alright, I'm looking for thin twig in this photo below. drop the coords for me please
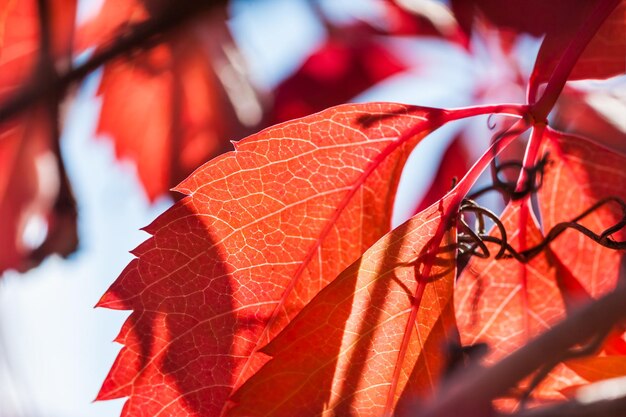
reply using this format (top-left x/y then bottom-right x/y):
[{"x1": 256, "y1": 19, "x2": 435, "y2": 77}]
[
  {"x1": 518, "y1": 327, "x2": 611, "y2": 407},
  {"x1": 504, "y1": 394, "x2": 626, "y2": 417}
]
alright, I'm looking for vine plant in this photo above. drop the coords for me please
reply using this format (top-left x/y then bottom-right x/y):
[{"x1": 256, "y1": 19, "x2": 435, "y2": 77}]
[
  {"x1": 0, "y1": 0, "x2": 625, "y2": 417},
  {"x1": 86, "y1": 0, "x2": 626, "y2": 416},
  {"x1": 95, "y1": 1, "x2": 626, "y2": 417}
]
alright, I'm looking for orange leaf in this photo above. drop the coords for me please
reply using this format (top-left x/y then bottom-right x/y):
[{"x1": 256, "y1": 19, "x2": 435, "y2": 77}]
[
  {"x1": 455, "y1": 203, "x2": 586, "y2": 402},
  {"x1": 456, "y1": 129, "x2": 626, "y2": 403},
  {"x1": 538, "y1": 130, "x2": 626, "y2": 298},
  {"x1": 97, "y1": 103, "x2": 451, "y2": 417},
  {"x1": 227, "y1": 194, "x2": 457, "y2": 417},
  {"x1": 566, "y1": 356, "x2": 626, "y2": 383},
  {"x1": 0, "y1": 0, "x2": 76, "y2": 98}
]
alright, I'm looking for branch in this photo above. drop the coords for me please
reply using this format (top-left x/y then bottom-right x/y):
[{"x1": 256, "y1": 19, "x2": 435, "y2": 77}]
[
  {"x1": 0, "y1": 0, "x2": 228, "y2": 123},
  {"x1": 416, "y1": 280, "x2": 626, "y2": 417},
  {"x1": 505, "y1": 393, "x2": 626, "y2": 417}
]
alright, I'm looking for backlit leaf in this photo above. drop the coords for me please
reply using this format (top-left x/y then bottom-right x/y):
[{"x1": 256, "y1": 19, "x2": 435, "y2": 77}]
[
  {"x1": 0, "y1": 109, "x2": 74, "y2": 272},
  {"x1": 554, "y1": 86, "x2": 626, "y2": 156},
  {"x1": 0, "y1": 0, "x2": 77, "y2": 274},
  {"x1": 80, "y1": 2, "x2": 255, "y2": 200},
  {"x1": 270, "y1": 30, "x2": 407, "y2": 124},
  {"x1": 456, "y1": 129, "x2": 626, "y2": 402},
  {"x1": 455, "y1": 203, "x2": 586, "y2": 402},
  {"x1": 530, "y1": 1, "x2": 625, "y2": 93},
  {"x1": 97, "y1": 103, "x2": 452, "y2": 417},
  {"x1": 566, "y1": 356, "x2": 626, "y2": 383},
  {"x1": 538, "y1": 129, "x2": 626, "y2": 298},
  {"x1": 228, "y1": 194, "x2": 457, "y2": 417}
]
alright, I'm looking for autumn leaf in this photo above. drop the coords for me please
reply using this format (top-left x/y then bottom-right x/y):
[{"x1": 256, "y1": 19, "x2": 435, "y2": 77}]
[
  {"x1": 97, "y1": 103, "x2": 466, "y2": 416},
  {"x1": 451, "y1": 1, "x2": 624, "y2": 92},
  {"x1": 0, "y1": 0, "x2": 77, "y2": 274},
  {"x1": 73, "y1": 0, "x2": 146, "y2": 51},
  {"x1": 455, "y1": 128, "x2": 626, "y2": 402},
  {"x1": 370, "y1": 0, "x2": 465, "y2": 43},
  {"x1": 0, "y1": 0, "x2": 75, "y2": 97},
  {"x1": 566, "y1": 356, "x2": 626, "y2": 383},
  {"x1": 455, "y1": 203, "x2": 588, "y2": 402},
  {"x1": 451, "y1": 0, "x2": 593, "y2": 37},
  {"x1": 554, "y1": 86, "x2": 626, "y2": 154},
  {"x1": 538, "y1": 129, "x2": 626, "y2": 298},
  {"x1": 94, "y1": 29, "x2": 246, "y2": 200},
  {"x1": 0, "y1": 109, "x2": 72, "y2": 272},
  {"x1": 529, "y1": 0, "x2": 625, "y2": 97},
  {"x1": 227, "y1": 190, "x2": 458, "y2": 417},
  {"x1": 269, "y1": 0, "x2": 464, "y2": 126},
  {"x1": 270, "y1": 27, "x2": 408, "y2": 124},
  {"x1": 79, "y1": 2, "x2": 256, "y2": 200}
]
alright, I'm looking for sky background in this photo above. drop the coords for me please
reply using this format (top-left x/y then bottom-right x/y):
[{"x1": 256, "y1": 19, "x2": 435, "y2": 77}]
[{"x1": 0, "y1": 1, "x2": 544, "y2": 416}]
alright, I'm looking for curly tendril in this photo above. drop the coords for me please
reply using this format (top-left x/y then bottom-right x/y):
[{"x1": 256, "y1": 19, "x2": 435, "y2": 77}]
[
  {"x1": 457, "y1": 196, "x2": 626, "y2": 263},
  {"x1": 468, "y1": 152, "x2": 551, "y2": 202}
]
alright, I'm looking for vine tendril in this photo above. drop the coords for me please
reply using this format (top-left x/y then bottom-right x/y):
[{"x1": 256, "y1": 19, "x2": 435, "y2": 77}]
[
  {"x1": 468, "y1": 153, "x2": 551, "y2": 202},
  {"x1": 457, "y1": 196, "x2": 626, "y2": 264}
]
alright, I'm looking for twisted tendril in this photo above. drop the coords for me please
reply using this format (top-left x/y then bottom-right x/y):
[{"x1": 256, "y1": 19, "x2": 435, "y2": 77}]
[{"x1": 457, "y1": 196, "x2": 626, "y2": 263}]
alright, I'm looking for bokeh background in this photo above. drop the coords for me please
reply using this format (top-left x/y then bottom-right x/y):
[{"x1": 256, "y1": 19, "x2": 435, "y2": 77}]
[{"x1": 0, "y1": 0, "x2": 623, "y2": 416}]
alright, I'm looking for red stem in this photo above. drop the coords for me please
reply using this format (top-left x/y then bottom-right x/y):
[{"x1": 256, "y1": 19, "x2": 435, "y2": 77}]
[
  {"x1": 441, "y1": 104, "x2": 528, "y2": 124},
  {"x1": 230, "y1": 103, "x2": 530, "y2": 415},
  {"x1": 529, "y1": 0, "x2": 620, "y2": 120},
  {"x1": 383, "y1": 116, "x2": 531, "y2": 416},
  {"x1": 513, "y1": 121, "x2": 546, "y2": 336}
]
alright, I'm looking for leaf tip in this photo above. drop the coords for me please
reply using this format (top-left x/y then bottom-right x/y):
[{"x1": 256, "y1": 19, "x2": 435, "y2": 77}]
[
  {"x1": 171, "y1": 184, "x2": 192, "y2": 196},
  {"x1": 96, "y1": 290, "x2": 122, "y2": 309},
  {"x1": 94, "y1": 379, "x2": 119, "y2": 402}
]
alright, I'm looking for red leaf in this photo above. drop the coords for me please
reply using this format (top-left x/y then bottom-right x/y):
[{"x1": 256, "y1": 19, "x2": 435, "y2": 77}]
[
  {"x1": 227, "y1": 194, "x2": 457, "y2": 417},
  {"x1": 451, "y1": 1, "x2": 625, "y2": 85},
  {"x1": 0, "y1": 0, "x2": 76, "y2": 98},
  {"x1": 0, "y1": 0, "x2": 77, "y2": 273},
  {"x1": 451, "y1": 0, "x2": 592, "y2": 37},
  {"x1": 74, "y1": 0, "x2": 146, "y2": 51},
  {"x1": 0, "y1": 0, "x2": 39, "y2": 97},
  {"x1": 97, "y1": 103, "x2": 449, "y2": 417},
  {"x1": 0, "y1": 111, "x2": 78, "y2": 274},
  {"x1": 566, "y1": 356, "x2": 626, "y2": 383},
  {"x1": 270, "y1": 29, "x2": 408, "y2": 124},
  {"x1": 379, "y1": 0, "x2": 465, "y2": 42},
  {"x1": 530, "y1": 1, "x2": 625, "y2": 90},
  {"x1": 455, "y1": 203, "x2": 586, "y2": 402},
  {"x1": 538, "y1": 129, "x2": 626, "y2": 298},
  {"x1": 456, "y1": 129, "x2": 626, "y2": 402},
  {"x1": 0, "y1": 111, "x2": 55, "y2": 271},
  {"x1": 95, "y1": 35, "x2": 238, "y2": 200},
  {"x1": 80, "y1": 2, "x2": 255, "y2": 200},
  {"x1": 554, "y1": 86, "x2": 626, "y2": 154}
]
